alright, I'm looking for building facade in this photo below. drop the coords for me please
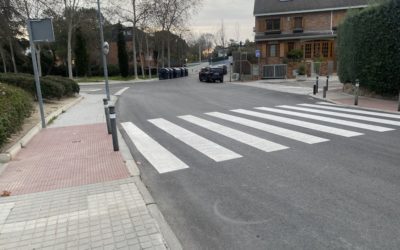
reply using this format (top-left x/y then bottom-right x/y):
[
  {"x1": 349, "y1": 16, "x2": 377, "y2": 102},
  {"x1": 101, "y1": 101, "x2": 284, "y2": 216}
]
[{"x1": 254, "y1": 0, "x2": 368, "y2": 77}]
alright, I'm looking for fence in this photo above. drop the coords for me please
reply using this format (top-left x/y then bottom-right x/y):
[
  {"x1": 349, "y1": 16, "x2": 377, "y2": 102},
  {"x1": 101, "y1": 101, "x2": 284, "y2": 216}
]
[{"x1": 262, "y1": 64, "x2": 287, "y2": 79}]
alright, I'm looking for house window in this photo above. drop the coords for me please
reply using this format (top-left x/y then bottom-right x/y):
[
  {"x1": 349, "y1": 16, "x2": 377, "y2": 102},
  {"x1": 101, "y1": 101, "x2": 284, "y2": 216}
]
[
  {"x1": 314, "y1": 42, "x2": 321, "y2": 57},
  {"x1": 322, "y1": 42, "x2": 329, "y2": 57},
  {"x1": 266, "y1": 18, "x2": 280, "y2": 31},
  {"x1": 305, "y1": 43, "x2": 312, "y2": 58},
  {"x1": 288, "y1": 42, "x2": 295, "y2": 52},
  {"x1": 268, "y1": 44, "x2": 279, "y2": 57},
  {"x1": 294, "y1": 17, "x2": 303, "y2": 29}
]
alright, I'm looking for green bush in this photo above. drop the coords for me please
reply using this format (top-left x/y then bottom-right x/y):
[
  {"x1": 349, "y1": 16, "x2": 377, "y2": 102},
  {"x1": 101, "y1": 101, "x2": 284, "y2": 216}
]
[
  {"x1": 0, "y1": 83, "x2": 33, "y2": 148},
  {"x1": 297, "y1": 64, "x2": 306, "y2": 75},
  {"x1": 42, "y1": 75, "x2": 80, "y2": 96},
  {"x1": 0, "y1": 73, "x2": 79, "y2": 99},
  {"x1": 338, "y1": 0, "x2": 400, "y2": 95},
  {"x1": 287, "y1": 49, "x2": 303, "y2": 62}
]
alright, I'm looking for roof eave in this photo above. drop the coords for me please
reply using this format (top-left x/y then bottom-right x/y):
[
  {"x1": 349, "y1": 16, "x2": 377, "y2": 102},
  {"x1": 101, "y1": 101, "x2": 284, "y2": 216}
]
[
  {"x1": 254, "y1": 5, "x2": 368, "y2": 17},
  {"x1": 255, "y1": 34, "x2": 337, "y2": 42}
]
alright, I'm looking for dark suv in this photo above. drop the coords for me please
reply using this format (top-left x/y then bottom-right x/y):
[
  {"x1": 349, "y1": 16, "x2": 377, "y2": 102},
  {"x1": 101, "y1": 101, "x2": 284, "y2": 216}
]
[{"x1": 199, "y1": 67, "x2": 224, "y2": 83}]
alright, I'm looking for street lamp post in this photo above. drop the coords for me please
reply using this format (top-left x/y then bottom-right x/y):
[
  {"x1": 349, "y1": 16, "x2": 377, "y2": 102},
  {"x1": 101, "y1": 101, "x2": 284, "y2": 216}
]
[{"x1": 96, "y1": 0, "x2": 110, "y2": 101}]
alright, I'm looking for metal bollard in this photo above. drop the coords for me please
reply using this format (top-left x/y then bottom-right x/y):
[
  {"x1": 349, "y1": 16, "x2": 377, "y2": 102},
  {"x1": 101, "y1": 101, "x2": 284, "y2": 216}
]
[
  {"x1": 354, "y1": 80, "x2": 360, "y2": 106},
  {"x1": 316, "y1": 76, "x2": 319, "y2": 93},
  {"x1": 326, "y1": 75, "x2": 329, "y2": 91},
  {"x1": 103, "y1": 98, "x2": 111, "y2": 134},
  {"x1": 323, "y1": 86, "x2": 327, "y2": 98},
  {"x1": 313, "y1": 84, "x2": 317, "y2": 95},
  {"x1": 108, "y1": 105, "x2": 119, "y2": 151}
]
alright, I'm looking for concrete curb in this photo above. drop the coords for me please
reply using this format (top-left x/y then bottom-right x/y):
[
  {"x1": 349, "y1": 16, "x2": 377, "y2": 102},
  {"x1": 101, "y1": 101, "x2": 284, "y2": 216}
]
[
  {"x1": 309, "y1": 94, "x2": 400, "y2": 114},
  {"x1": 115, "y1": 95, "x2": 183, "y2": 250},
  {"x1": 78, "y1": 79, "x2": 159, "y2": 86},
  {"x1": 0, "y1": 95, "x2": 84, "y2": 163}
]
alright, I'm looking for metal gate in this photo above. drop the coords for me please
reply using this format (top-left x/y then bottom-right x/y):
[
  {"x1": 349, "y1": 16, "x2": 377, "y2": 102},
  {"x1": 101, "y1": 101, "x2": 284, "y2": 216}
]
[{"x1": 263, "y1": 64, "x2": 287, "y2": 79}]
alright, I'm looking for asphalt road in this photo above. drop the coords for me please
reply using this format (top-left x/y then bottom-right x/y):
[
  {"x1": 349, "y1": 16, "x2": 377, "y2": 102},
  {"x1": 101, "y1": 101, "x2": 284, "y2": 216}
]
[{"x1": 85, "y1": 75, "x2": 400, "y2": 249}]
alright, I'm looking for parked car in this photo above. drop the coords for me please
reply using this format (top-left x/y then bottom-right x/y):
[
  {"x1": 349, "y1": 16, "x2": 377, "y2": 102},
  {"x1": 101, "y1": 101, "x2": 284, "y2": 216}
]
[
  {"x1": 199, "y1": 67, "x2": 224, "y2": 83},
  {"x1": 216, "y1": 64, "x2": 228, "y2": 75}
]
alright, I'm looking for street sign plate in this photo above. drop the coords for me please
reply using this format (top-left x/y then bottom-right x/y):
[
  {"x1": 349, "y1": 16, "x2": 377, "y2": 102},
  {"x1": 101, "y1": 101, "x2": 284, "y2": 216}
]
[{"x1": 29, "y1": 19, "x2": 55, "y2": 43}]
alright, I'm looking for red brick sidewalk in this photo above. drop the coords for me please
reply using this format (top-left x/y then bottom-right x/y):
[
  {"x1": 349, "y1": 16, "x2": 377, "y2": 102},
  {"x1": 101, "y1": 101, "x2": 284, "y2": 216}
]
[
  {"x1": 316, "y1": 89, "x2": 399, "y2": 113},
  {"x1": 331, "y1": 96, "x2": 399, "y2": 112},
  {"x1": 0, "y1": 124, "x2": 130, "y2": 195}
]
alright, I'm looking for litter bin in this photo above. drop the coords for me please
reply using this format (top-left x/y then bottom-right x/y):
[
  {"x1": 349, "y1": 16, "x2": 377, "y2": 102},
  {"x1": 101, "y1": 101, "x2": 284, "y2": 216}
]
[{"x1": 159, "y1": 68, "x2": 168, "y2": 80}]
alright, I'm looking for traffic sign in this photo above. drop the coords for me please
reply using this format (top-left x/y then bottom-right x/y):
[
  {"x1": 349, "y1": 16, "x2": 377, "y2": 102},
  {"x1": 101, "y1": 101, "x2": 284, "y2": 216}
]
[{"x1": 255, "y1": 50, "x2": 261, "y2": 58}]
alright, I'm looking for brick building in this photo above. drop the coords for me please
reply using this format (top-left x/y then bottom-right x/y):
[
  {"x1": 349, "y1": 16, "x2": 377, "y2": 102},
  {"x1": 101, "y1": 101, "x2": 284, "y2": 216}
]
[{"x1": 253, "y1": 0, "x2": 368, "y2": 78}]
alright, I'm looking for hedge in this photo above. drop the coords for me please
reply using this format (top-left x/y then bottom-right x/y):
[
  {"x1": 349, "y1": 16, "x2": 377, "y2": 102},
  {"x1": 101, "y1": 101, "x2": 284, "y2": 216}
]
[
  {"x1": 337, "y1": 0, "x2": 400, "y2": 96},
  {"x1": 0, "y1": 73, "x2": 79, "y2": 99},
  {"x1": 0, "y1": 83, "x2": 33, "y2": 148}
]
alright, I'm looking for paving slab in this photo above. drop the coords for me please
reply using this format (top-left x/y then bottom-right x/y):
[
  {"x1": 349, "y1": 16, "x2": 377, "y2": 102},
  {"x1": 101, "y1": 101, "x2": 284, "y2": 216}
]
[{"x1": 0, "y1": 123, "x2": 129, "y2": 195}]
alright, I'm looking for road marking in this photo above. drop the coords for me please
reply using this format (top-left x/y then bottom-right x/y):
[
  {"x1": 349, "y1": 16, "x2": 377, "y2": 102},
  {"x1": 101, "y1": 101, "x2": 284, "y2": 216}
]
[
  {"x1": 206, "y1": 112, "x2": 328, "y2": 144},
  {"x1": 298, "y1": 103, "x2": 400, "y2": 119},
  {"x1": 278, "y1": 105, "x2": 400, "y2": 126},
  {"x1": 148, "y1": 118, "x2": 242, "y2": 162},
  {"x1": 254, "y1": 107, "x2": 394, "y2": 132},
  {"x1": 114, "y1": 87, "x2": 130, "y2": 96},
  {"x1": 84, "y1": 88, "x2": 102, "y2": 92},
  {"x1": 179, "y1": 115, "x2": 288, "y2": 153},
  {"x1": 121, "y1": 122, "x2": 189, "y2": 174},
  {"x1": 316, "y1": 102, "x2": 338, "y2": 106},
  {"x1": 231, "y1": 109, "x2": 363, "y2": 137}
]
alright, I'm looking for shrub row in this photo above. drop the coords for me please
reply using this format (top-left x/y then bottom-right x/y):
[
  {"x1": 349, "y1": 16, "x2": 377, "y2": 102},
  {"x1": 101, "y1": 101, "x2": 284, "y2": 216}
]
[
  {"x1": 337, "y1": 0, "x2": 400, "y2": 95},
  {"x1": 0, "y1": 83, "x2": 33, "y2": 148},
  {"x1": 0, "y1": 73, "x2": 79, "y2": 100}
]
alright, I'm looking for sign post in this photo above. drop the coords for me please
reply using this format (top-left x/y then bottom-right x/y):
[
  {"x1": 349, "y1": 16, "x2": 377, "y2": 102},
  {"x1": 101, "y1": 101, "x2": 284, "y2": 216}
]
[
  {"x1": 27, "y1": 19, "x2": 55, "y2": 129},
  {"x1": 255, "y1": 49, "x2": 261, "y2": 80}
]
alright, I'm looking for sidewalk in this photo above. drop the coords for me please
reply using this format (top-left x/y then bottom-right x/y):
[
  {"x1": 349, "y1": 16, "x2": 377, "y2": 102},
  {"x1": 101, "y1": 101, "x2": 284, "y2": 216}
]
[
  {"x1": 313, "y1": 88, "x2": 399, "y2": 113},
  {"x1": 233, "y1": 78, "x2": 399, "y2": 113},
  {"x1": 0, "y1": 94, "x2": 172, "y2": 249}
]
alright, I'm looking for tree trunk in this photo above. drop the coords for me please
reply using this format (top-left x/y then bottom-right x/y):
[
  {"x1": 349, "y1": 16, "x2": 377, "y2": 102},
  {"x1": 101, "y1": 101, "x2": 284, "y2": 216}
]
[
  {"x1": 146, "y1": 33, "x2": 151, "y2": 79},
  {"x1": 9, "y1": 38, "x2": 17, "y2": 73},
  {"x1": 398, "y1": 89, "x2": 400, "y2": 112},
  {"x1": 138, "y1": 36, "x2": 145, "y2": 79},
  {"x1": 67, "y1": 21, "x2": 73, "y2": 79},
  {"x1": 167, "y1": 34, "x2": 171, "y2": 67},
  {"x1": 0, "y1": 45, "x2": 7, "y2": 73},
  {"x1": 36, "y1": 45, "x2": 42, "y2": 76},
  {"x1": 161, "y1": 40, "x2": 165, "y2": 68},
  {"x1": 132, "y1": 27, "x2": 139, "y2": 80}
]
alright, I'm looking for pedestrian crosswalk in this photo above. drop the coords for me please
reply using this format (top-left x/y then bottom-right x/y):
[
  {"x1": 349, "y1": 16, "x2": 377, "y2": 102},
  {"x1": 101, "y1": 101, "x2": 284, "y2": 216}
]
[{"x1": 121, "y1": 103, "x2": 398, "y2": 174}]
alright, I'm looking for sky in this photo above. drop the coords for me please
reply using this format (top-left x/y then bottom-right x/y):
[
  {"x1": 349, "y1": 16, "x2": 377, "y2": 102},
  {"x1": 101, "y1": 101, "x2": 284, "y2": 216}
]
[{"x1": 189, "y1": 0, "x2": 255, "y2": 42}]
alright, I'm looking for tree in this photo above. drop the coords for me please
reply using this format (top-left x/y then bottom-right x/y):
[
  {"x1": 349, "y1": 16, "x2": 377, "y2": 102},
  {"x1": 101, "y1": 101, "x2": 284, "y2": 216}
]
[
  {"x1": 74, "y1": 27, "x2": 88, "y2": 76},
  {"x1": 109, "y1": 0, "x2": 151, "y2": 80},
  {"x1": 61, "y1": 0, "x2": 81, "y2": 79},
  {"x1": 116, "y1": 22, "x2": 129, "y2": 77},
  {"x1": 0, "y1": 0, "x2": 23, "y2": 73},
  {"x1": 152, "y1": 0, "x2": 203, "y2": 67}
]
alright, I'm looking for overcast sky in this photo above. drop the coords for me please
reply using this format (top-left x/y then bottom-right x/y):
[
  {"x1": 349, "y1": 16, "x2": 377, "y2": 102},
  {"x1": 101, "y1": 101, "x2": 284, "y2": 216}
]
[{"x1": 189, "y1": 0, "x2": 255, "y2": 42}]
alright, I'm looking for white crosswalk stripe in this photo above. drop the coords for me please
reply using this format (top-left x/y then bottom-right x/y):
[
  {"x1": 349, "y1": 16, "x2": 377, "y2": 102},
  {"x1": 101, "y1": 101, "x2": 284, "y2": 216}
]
[
  {"x1": 255, "y1": 107, "x2": 394, "y2": 132},
  {"x1": 231, "y1": 109, "x2": 363, "y2": 137},
  {"x1": 298, "y1": 103, "x2": 400, "y2": 119},
  {"x1": 179, "y1": 115, "x2": 288, "y2": 153},
  {"x1": 121, "y1": 122, "x2": 189, "y2": 174},
  {"x1": 148, "y1": 118, "x2": 242, "y2": 162},
  {"x1": 114, "y1": 87, "x2": 130, "y2": 96},
  {"x1": 278, "y1": 105, "x2": 400, "y2": 126},
  {"x1": 206, "y1": 112, "x2": 328, "y2": 144}
]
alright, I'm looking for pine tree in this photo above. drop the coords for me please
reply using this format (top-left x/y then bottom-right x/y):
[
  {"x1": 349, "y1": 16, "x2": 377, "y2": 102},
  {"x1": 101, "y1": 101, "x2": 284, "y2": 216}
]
[
  {"x1": 117, "y1": 22, "x2": 129, "y2": 77},
  {"x1": 74, "y1": 27, "x2": 88, "y2": 77}
]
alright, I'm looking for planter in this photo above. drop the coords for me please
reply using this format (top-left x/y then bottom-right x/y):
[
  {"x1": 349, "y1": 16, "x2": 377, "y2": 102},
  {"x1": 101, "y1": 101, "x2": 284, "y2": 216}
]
[{"x1": 296, "y1": 74, "x2": 307, "y2": 81}]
